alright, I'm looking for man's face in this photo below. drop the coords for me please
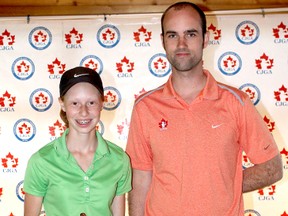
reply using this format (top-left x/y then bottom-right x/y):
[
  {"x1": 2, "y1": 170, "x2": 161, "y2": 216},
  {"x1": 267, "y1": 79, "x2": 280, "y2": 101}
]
[{"x1": 161, "y1": 6, "x2": 209, "y2": 72}]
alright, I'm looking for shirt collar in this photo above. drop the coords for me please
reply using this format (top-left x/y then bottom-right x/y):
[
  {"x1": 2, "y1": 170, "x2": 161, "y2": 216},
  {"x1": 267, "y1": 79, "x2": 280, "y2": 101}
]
[
  {"x1": 54, "y1": 129, "x2": 110, "y2": 160},
  {"x1": 161, "y1": 69, "x2": 219, "y2": 100}
]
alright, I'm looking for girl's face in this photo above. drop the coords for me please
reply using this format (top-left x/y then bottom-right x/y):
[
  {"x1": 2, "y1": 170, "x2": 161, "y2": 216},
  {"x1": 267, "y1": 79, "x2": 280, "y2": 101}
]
[{"x1": 59, "y1": 82, "x2": 103, "y2": 135}]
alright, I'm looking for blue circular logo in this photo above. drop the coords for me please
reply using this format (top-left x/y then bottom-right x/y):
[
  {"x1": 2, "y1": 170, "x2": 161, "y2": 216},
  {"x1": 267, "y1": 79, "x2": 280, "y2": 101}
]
[
  {"x1": 103, "y1": 86, "x2": 122, "y2": 111},
  {"x1": 148, "y1": 53, "x2": 171, "y2": 77},
  {"x1": 11, "y1": 57, "x2": 35, "y2": 80},
  {"x1": 97, "y1": 24, "x2": 120, "y2": 48},
  {"x1": 97, "y1": 120, "x2": 105, "y2": 135},
  {"x1": 80, "y1": 55, "x2": 104, "y2": 75},
  {"x1": 29, "y1": 88, "x2": 53, "y2": 112},
  {"x1": 244, "y1": 209, "x2": 261, "y2": 216},
  {"x1": 239, "y1": 83, "x2": 261, "y2": 105},
  {"x1": 235, "y1": 20, "x2": 260, "y2": 45},
  {"x1": 16, "y1": 180, "x2": 25, "y2": 202},
  {"x1": 13, "y1": 118, "x2": 36, "y2": 142},
  {"x1": 218, "y1": 51, "x2": 242, "y2": 76},
  {"x1": 29, "y1": 26, "x2": 52, "y2": 50}
]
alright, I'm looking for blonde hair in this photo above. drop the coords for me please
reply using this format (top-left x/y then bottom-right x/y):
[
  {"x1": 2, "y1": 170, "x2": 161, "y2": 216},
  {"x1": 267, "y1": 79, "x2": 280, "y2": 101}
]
[{"x1": 59, "y1": 96, "x2": 69, "y2": 128}]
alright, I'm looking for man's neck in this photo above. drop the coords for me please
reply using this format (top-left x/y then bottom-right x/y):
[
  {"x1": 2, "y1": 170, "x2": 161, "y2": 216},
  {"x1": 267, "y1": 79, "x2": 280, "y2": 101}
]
[{"x1": 171, "y1": 69, "x2": 207, "y2": 104}]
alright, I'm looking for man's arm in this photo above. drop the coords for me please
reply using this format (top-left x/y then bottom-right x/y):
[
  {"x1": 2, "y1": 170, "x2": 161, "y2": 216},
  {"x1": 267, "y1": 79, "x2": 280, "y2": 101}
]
[
  {"x1": 24, "y1": 193, "x2": 43, "y2": 216},
  {"x1": 243, "y1": 153, "x2": 283, "y2": 193},
  {"x1": 111, "y1": 194, "x2": 125, "y2": 216},
  {"x1": 128, "y1": 169, "x2": 152, "y2": 216}
]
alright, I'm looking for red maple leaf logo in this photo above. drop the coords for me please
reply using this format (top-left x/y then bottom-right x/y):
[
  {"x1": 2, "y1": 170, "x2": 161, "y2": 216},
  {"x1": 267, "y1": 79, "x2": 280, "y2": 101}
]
[
  {"x1": 0, "y1": 187, "x2": 3, "y2": 197},
  {"x1": 154, "y1": 57, "x2": 167, "y2": 70},
  {"x1": 263, "y1": 116, "x2": 275, "y2": 132},
  {"x1": 134, "y1": 88, "x2": 147, "y2": 99},
  {"x1": 272, "y1": 22, "x2": 288, "y2": 38},
  {"x1": 159, "y1": 118, "x2": 168, "y2": 129},
  {"x1": 47, "y1": 58, "x2": 66, "y2": 74},
  {"x1": 102, "y1": 29, "x2": 115, "y2": 41},
  {"x1": 34, "y1": 31, "x2": 47, "y2": 42},
  {"x1": 257, "y1": 185, "x2": 276, "y2": 196},
  {"x1": 116, "y1": 56, "x2": 134, "y2": 73},
  {"x1": 0, "y1": 91, "x2": 16, "y2": 107},
  {"x1": 133, "y1": 25, "x2": 152, "y2": 42},
  {"x1": 1, "y1": 152, "x2": 18, "y2": 168},
  {"x1": 244, "y1": 88, "x2": 255, "y2": 100},
  {"x1": 208, "y1": 24, "x2": 221, "y2": 40},
  {"x1": 117, "y1": 119, "x2": 130, "y2": 135},
  {"x1": 223, "y1": 56, "x2": 237, "y2": 68},
  {"x1": 274, "y1": 85, "x2": 288, "y2": 101},
  {"x1": 255, "y1": 53, "x2": 274, "y2": 69},
  {"x1": 35, "y1": 92, "x2": 48, "y2": 104},
  {"x1": 104, "y1": 91, "x2": 117, "y2": 103},
  {"x1": 0, "y1": 29, "x2": 16, "y2": 45},
  {"x1": 241, "y1": 25, "x2": 254, "y2": 37},
  {"x1": 84, "y1": 60, "x2": 98, "y2": 71},
  {"x1": 49, "y1": 120, "x2": 66, "y2": 136},
  {"x1": 18, "y1": 123, "x2": 31, "y2": 135},
  {"x1": 17, "y1": 61, "x2": 30, "y2": 73},
  {"x1": 65, "y1": 27, "x2": 83, "y2": 44}
]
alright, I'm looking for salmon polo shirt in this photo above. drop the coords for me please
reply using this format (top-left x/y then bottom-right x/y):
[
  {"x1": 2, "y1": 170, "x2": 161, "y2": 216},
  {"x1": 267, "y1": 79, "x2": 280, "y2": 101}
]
[
  {"x1": 24, "y1": 129, "x2": 132, "y2": 216},
  {"x1": 126, "y1": 70, "x2": 279, "y2": 216}
]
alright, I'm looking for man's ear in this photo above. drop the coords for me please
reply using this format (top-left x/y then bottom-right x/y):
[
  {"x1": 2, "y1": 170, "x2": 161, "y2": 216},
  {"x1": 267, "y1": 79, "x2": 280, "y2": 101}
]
[
  {"x1": 160, "y1": 33, "x2": 165, "y2": 50},
  {"x1": 203, "y1": 31, "x2": 210, "y2": 48}
]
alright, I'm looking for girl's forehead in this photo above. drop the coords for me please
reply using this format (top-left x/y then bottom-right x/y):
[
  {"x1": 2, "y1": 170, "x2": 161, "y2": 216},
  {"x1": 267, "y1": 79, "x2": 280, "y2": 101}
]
[{"x1": 64, "y1": 83, "x2": 102, "y2": 98}]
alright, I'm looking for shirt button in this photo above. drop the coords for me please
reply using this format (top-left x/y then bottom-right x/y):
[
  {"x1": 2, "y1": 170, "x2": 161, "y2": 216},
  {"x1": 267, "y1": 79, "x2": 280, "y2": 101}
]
[
  {"x1": 84, "y1": 176, "x2": 89, "y2": 180},
  {"x1": 85, "y1": 187, "x2": 90, "y2": 192},
  {"x1": 80, "y1": 213, "x2": 86, "y2": 216}
]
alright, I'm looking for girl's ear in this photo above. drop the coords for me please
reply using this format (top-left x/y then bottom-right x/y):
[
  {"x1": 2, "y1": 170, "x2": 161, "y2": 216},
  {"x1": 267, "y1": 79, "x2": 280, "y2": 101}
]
[{"x1": 58, "y1": 97, "x2": 66, "y2": 112}]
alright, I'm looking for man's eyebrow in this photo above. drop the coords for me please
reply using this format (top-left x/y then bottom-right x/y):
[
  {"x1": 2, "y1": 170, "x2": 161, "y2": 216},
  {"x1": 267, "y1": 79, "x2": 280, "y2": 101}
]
[
  {"x1": 165, "y1": 29, "x2": 199, "y2": 35},
  {"x1": 165, "y1": 30, "x2": 177, "y2": 35},
  {"x1": 184, "y1": 29, "x2": 198, "y2": 34}
]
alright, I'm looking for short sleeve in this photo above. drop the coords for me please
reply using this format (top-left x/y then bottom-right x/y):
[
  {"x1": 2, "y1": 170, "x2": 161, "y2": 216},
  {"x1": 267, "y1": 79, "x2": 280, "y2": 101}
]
[
  {"x1": 239, "y1": 96, "x2": 279, "y2": 164},
  {"x1": 126, "y1": 105, "x2": 153, "y2": 170},
  {"x1": 115, "y1": 152, "x2": 132, "y2": 195},
  {"x1": 23, "y1": 153, "x2": 48, "y2": 197}
]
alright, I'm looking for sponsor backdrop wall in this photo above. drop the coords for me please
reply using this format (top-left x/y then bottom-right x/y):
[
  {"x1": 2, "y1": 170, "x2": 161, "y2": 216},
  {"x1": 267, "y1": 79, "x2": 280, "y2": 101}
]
[{"x1": 0, "y1": 9, "x2": 288, "y2": 216}]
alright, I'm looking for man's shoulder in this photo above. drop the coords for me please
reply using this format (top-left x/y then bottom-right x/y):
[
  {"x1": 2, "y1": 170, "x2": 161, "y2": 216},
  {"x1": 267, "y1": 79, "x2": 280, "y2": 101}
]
[
  {"x1": 217, "y1": 82, "x2": 248, "y2": 105},
  {"x1": 134, "y1": 84, "x2": 165, "y2": 105}
]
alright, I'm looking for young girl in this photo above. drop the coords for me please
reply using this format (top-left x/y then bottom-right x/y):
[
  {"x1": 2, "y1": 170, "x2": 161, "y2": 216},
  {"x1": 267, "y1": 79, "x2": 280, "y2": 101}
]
[{"x1": 24, "y1": 66, "x2": 131, "y2": 216}]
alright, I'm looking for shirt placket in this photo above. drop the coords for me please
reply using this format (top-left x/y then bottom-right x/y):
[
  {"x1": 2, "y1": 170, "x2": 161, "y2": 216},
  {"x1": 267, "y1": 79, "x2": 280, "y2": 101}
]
[{"x1": 83, "y1": 164, "x2": 94, "y2": 201}]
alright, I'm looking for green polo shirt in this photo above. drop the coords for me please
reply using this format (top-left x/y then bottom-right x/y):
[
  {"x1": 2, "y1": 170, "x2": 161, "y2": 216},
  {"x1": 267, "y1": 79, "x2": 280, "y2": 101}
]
[{"x1": 24, "y1": 129, "x2": 132, "y2": 216}]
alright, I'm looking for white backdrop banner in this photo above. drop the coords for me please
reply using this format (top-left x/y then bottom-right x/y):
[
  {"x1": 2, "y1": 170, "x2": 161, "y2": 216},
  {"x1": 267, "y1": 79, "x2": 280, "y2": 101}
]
[{"x1": 0, "y1": 10, "x2": 287, "y2": 216}]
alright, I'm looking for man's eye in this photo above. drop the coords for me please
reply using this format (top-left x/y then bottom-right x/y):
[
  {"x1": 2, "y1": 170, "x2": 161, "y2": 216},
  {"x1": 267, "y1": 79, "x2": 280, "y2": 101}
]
[
  {"x1": 187, "y1": 33, "x2": 196, "y2": 37},
  {"x1": 167, "y1": 34, "x2": 177, "y2": 39}
]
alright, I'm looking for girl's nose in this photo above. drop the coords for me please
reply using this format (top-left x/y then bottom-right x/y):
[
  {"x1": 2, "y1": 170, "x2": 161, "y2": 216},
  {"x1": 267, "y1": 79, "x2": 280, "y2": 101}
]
[{"x1": 80, "y1": 105, "x2": 89, "y2": 116}]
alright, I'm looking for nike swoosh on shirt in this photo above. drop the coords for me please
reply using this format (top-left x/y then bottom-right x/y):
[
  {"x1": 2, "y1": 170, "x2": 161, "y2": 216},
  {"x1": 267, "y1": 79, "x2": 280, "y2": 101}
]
[
  {"x1": 211, "y1": 124, "x2": 223, "y2": 129},
  {"x1": 264, "y1": 144, "x2": 270, "y2": 150}
]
